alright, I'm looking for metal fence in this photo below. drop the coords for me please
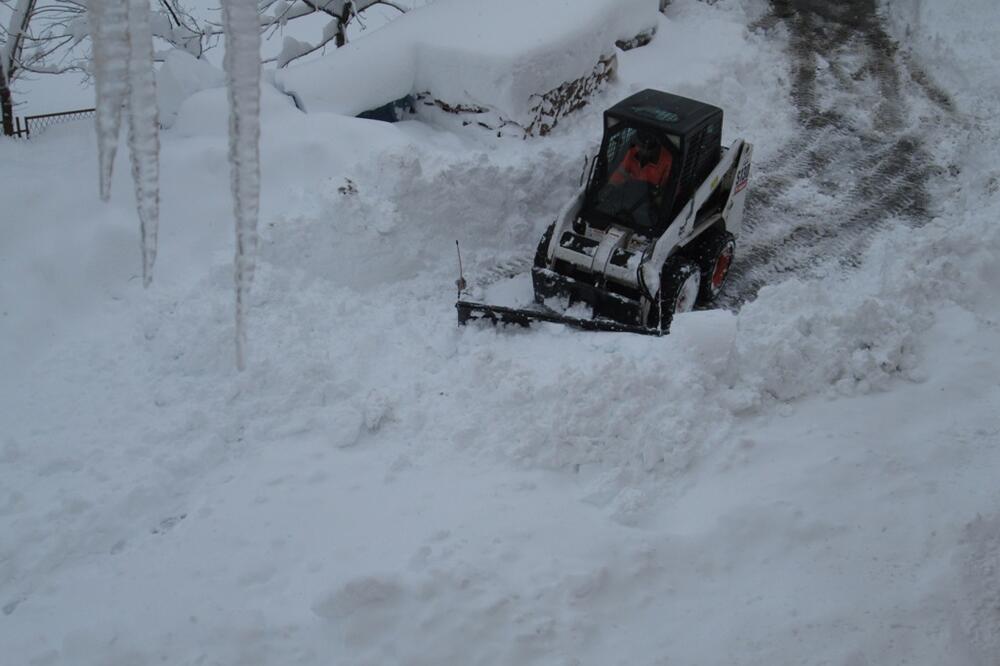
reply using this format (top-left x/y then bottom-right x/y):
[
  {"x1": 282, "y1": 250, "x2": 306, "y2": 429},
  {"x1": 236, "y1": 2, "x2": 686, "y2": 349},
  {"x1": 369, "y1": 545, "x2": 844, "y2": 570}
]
[{"x1": 5, "y1": 108, "x2": 95, "y2": 139}]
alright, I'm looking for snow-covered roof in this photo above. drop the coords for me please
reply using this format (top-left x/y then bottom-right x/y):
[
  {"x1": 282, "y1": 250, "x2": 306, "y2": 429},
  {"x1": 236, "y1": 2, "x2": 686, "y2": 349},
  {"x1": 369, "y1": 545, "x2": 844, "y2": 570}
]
[{"x1": 273, "y1": 0, "x2": 659, "y2": 126}]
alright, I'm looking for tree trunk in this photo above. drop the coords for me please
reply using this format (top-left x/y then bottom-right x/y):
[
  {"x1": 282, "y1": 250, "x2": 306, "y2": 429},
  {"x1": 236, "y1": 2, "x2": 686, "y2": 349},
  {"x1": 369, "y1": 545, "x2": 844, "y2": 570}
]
[
  {"x1": 3, "y1": 0, "x2": 38, "y2": 136},
  {"x1": 0, "y1": 68, "x2": 14, "y2": 137},
  {"x1": 335, "y1": 2, "x2": 353, "y2": 48}
]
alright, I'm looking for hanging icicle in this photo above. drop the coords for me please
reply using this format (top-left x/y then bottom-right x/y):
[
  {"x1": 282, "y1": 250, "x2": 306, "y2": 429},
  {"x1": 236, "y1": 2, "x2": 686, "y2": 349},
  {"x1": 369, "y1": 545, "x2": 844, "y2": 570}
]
[
  {"x1": 125, "y1": 0, "x2": 160, "y2": 287},
  {"x1": 90, "y1": 0, "x2": 259, "y2": 366},
  {"x1": 89, "y1": 0, "x2": 160, "y2": 286},
  {"x1": 220, "y1": 0, "x2": 262, "y2": 370},
  {"x1": 88, "y1": 0, "x2": 130, "y2": 202}
]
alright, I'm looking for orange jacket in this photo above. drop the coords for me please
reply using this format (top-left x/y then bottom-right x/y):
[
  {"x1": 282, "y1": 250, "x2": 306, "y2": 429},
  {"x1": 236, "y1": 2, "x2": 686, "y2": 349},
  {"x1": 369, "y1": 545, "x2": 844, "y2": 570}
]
[{"x1": 610, "y1": 146, "x2": 672, "y2": 187}]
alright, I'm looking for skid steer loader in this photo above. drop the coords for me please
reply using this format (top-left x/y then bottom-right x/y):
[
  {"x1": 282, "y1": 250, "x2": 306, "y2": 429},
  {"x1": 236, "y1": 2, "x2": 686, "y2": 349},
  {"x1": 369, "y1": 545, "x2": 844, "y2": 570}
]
[{"x1": 457, "y1": 89, "x2": 753, "y2": 334}]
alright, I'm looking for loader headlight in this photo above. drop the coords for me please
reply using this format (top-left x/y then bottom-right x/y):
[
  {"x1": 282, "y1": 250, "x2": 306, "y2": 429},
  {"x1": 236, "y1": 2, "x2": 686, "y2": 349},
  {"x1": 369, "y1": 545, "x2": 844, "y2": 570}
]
[
  {"x1": 609, "y1": 248, "x2": 632, "y2": 268},
  {"x1": 637, "y1": 245, "x2": 657, "y2": 298}
]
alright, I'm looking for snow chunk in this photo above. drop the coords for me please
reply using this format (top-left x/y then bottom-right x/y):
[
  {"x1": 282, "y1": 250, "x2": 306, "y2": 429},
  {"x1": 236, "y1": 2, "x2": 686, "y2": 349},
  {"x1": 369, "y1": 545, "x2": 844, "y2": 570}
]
[
  {"x1": 276, "y1": 35, "x2": 315, "y2": 70},
  {"x1": 312, "y1": 575, "x2": 404, "y2": 620},
  {"x1": 274, "y1": 0, "x2": 659, "y2": 130},
  {"x1": 156, "y1": 50, "x2": 225, "y2": 129},
  {"x1": 731, "y1": 281, "x2": 923, "y2": 403}
]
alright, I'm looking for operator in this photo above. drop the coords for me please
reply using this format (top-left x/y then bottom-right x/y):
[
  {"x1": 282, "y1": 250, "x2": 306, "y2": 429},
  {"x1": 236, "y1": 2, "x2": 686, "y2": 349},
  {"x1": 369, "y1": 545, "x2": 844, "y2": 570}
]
[{"x1": 610, "y1": 132, "x2": 672, "y2": 188}]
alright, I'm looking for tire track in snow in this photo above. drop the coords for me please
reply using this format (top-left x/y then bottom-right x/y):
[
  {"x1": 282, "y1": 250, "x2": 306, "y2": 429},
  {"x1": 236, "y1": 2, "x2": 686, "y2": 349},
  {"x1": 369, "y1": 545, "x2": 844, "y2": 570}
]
[{"x1": 721, "y1": 0, "x2": 955, "y2": 306}]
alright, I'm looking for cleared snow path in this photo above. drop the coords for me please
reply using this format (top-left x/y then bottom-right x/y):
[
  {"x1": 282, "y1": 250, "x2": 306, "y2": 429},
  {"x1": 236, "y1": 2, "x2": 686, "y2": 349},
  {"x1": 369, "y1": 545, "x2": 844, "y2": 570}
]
[{"x1": 721, "y1": 0, "x2": 956, "y2": 306}]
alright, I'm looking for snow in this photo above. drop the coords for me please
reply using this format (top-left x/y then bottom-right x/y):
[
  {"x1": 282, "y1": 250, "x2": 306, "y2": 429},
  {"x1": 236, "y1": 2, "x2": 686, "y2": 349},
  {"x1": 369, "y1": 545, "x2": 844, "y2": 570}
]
[
  {"x1": 3, "y1": 0, "x2": 1000, "y2": 663},
  {"x1": 885, "y1": 0, "x2": 1000, "y2": 114},
  {"x1": 273, "y1": 0, "x2": 659, "y2": 123},
  {"x1": 156, "y1": 49, "x2": 225, "y2": 130}
]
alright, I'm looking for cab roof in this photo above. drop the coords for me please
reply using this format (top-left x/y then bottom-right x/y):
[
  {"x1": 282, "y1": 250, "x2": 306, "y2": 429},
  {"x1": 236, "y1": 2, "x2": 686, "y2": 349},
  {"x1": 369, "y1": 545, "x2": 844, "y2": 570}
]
[{"x1": 606, "y1": 89, "x2": 723, "y2": 137}]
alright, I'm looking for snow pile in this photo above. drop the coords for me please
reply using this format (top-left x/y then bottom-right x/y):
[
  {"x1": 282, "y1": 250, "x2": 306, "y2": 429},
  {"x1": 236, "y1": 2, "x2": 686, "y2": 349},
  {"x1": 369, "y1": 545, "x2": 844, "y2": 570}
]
[
  {"x1": 156, "y1": 50, "x2": 225, "y2": 129},
  {"x1": 274, "y1": 0, "x2": 659, "y2": 128},
  {"x1": 729, "y1": 202, "x2": 999, "y2": 402}
]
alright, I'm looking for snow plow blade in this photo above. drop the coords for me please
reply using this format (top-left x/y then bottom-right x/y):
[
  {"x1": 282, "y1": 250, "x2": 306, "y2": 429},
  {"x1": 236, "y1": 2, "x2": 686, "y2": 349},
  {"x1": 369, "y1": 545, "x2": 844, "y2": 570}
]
[{"x1": 456, "y1": 300, "x2": 664, "y2": 336}]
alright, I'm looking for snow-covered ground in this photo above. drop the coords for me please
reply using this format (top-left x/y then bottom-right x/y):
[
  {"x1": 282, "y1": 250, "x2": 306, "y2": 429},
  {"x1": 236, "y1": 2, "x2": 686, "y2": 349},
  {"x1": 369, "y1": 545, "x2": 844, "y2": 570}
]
[{"x1": 3, "y1": 0, "x2": 1000, "y2": 664}]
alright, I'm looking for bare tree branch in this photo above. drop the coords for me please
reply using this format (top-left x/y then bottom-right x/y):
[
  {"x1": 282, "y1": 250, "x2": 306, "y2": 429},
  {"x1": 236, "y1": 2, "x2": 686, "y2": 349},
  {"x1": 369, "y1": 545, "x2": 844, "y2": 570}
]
[{"x1": 0, "y1": 0, "x2": 411, "y2": 134}]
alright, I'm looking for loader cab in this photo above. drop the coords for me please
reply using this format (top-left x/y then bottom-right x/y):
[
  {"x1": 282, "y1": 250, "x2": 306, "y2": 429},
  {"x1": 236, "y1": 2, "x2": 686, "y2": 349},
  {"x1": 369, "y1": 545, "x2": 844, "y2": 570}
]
[{"x1": 584, "y1": 89, "x2": 723, "y2": 233}]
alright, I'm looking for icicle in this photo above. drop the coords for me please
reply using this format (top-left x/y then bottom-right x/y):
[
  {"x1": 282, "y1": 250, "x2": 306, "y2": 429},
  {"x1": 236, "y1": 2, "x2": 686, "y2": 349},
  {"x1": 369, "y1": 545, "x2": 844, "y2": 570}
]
[
  {"x1": 221, "y1": 0, "x2": 261, "y2": 370},
  {"x1": 125, "y1": 0, "x2": 159, "y2": 287},
  {"x1": 88, "y1": 0, "x2": 130, "y2": 201}
]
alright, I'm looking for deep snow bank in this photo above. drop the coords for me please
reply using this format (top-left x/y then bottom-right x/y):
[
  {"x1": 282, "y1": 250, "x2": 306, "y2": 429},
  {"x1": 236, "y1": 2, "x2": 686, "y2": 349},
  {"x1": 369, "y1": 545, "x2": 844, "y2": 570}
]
[{"x1": 273, "y1": 0, "x2": 658, "y2": 130}]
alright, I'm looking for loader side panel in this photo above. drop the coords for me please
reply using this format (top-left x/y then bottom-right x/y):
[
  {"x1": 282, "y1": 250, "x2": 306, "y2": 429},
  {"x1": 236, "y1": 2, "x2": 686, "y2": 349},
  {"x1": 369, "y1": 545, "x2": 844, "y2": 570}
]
[
  {"x1": 640, "y1": 138, "x2": 745, "y2": 298},
  {"x1": 546, "y1": 185, "x2": 587, "y2": 264},
  {"x1": 723, "y1": 141, "x2": 753, "y2": 238}
]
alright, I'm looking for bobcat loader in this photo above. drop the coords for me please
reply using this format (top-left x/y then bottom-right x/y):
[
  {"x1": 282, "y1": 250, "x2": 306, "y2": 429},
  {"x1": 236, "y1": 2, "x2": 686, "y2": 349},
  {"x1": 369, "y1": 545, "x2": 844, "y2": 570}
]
[{"x1": 457, "y1": 89, "x2": 753, "y2": 334}]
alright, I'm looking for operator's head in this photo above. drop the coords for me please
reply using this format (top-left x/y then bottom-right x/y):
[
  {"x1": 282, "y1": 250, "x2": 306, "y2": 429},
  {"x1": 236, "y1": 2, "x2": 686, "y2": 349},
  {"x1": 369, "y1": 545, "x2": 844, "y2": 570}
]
[{"x1": 636, "y1": 131, "x2": 660, "y2": 163}]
